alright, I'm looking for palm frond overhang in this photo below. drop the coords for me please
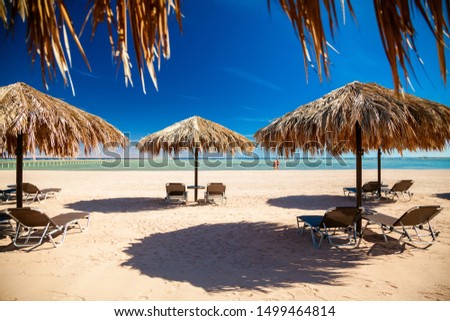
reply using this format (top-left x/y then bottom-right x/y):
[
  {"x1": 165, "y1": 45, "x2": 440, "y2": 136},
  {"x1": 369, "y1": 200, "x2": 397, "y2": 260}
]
[
  {"x1": 272, "y1": 0, "x2": 449, "y2": 93},
  {"x1": 1, "y1": 1, "x2": 448, "y2": 94},
  {"x1": 1, "y1": 0, "x2": 182, "y2": 94}
]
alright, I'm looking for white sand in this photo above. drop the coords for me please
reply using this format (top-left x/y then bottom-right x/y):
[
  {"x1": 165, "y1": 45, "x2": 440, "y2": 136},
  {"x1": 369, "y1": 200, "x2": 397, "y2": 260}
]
[{"x1": 1, "y1": 169, "x2": 449, "y2": 301}]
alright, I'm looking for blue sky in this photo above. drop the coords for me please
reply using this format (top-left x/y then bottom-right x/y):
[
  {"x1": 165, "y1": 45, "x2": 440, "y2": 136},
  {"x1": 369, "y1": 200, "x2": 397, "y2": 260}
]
[{"x1": 1, "y1": 0, "x2": 449, "y2": 157}]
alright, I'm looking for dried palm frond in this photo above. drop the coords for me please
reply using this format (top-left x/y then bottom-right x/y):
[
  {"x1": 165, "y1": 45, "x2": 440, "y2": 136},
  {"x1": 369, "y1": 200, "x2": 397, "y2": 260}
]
[
  {"x1": 2, "y1": 1, "x2": 448, "y2": 95},
  {"x1": 80, "y1": 0, "x2": 182, "y2": 92},
  {"x1": 3, "y1": 0, "x2": 182, "y2": 94},
  {"x1": 274, "y1": 0, "x2": 449, "y2": 94},
  {"x1": 271, "y1": 0, "x2": 354, "y2": 82},
  {"x1": 0, "y1": 82, "x2": 128, "y2": 157},
  {"x1": 254, "y1": 81, "x2": 450, "y2": 156},
  {"x1": 4, "y1": 0, "x2": 91, "y2": 95},
  {"x1": 373, "y1": 0, "x2": 449, "y2": 93},
  {"x1": 0, "y1": 0, "x2": 7, "y2": 27},
  {"x1": 138, "y1": 116, "x2": 254, "y2": 156}
]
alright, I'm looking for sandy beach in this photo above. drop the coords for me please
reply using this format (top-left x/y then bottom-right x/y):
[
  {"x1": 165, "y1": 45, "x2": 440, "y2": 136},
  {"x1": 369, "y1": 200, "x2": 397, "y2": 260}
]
[{"x1": 0, "y1": 169, "x2": 449, "y2": 301}]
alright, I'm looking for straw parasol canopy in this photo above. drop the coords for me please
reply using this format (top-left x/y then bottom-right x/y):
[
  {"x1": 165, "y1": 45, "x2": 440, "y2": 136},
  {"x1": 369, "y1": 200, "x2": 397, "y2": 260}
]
[
  {"x1": 138, "y1": 116, "x2": 254, "y2": 201},
  {"x1": 254, "y1": 81, "x2": 450, "y2": 213},
  {"x1": 0, "y1": 82, "x2": 128, "y2": 207}
]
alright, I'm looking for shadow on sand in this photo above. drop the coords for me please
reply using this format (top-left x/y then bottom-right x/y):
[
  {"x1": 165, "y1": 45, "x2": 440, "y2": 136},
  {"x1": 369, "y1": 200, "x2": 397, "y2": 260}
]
[
  {"x1": 122, "y1": 222, "x2": 368, "y2": 292},
  {"x1": 361, "y1": 230, "x2": 408, "y2": 256},
  {"x1": 267, "y1": 195, "x2": 356, "y2": 211},
  {"x1": 267, "y1": 195, "x2": 392, "y2": 211},
  {"x1": 433, "y1": 193, "x2": 450, "y2": 201},
  {"x1": 65, "y1": 197, "x2": 168, "y2": 213}
]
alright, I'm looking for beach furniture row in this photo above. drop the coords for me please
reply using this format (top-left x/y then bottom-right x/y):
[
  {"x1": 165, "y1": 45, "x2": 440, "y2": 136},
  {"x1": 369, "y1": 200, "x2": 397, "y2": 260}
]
[{"x1": 165, "y1": 182, "x2": 227, "y2": 205}]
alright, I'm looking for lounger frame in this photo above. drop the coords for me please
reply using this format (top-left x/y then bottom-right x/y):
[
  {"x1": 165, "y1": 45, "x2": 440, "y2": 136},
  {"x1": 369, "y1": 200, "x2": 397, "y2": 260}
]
[
  {"x1": 204, "y1": 183, "x2": 227, "y2": 205},
  {"x1": 7, "y1": 208, "x2": 90, "y2": 251},
  {"x1": 297, "y1": 207, "x2": 364, "y2": 249},
  {"x1": 22, "y1": 183, "x2": 62, "y2": 203},
  {"x1": 382, "y1": 180, "x2": 414, "y2": 201},
  {"x1": 362, "y1": 205, "x2": 442, "y2": 247},
  {"x1": 343, "y1": 181, "x2": 381, "y2": 199},
  {"x1": 165, "y1": 183, "x2": 188, "y2": 204}
]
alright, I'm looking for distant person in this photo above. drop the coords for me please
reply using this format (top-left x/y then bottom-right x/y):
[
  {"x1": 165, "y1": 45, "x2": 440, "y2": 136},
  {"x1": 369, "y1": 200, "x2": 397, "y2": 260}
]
[{"x1": 273, "y1": 158, "x2": 280, "y2": 170}]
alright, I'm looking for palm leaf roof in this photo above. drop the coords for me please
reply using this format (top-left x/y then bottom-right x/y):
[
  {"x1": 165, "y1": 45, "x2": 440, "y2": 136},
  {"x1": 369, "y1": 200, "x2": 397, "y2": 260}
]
[
  {"x1": 138, "y1": 116, "x2": 254, "y2": 156},
  {"x1": 254, "y1": 81, "x2": 450, "y2": 156},
  {"x1": 0, "y1": 82, "x2": 127, "y2": 157}
]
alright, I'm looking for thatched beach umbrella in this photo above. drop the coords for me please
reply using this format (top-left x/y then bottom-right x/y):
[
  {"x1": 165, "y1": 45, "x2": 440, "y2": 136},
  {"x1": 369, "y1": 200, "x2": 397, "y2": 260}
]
[
  {"x1": 0, "y1": 82, "x2": 128, "y2": 207},
  {"x1": 138, "y1": 116, "x2": 254, "y2": 201},
  {"x1": 255, "y1": 81, "x2": 450, "y2": 217}
]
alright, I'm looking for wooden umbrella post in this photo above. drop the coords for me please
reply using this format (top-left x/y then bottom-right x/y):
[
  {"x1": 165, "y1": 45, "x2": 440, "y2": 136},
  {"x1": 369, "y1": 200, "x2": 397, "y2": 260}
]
[
  {"x1": 15, "y1": 133, "x2": 23, "y2": 208},
  {"x1": 377, "y1": 148, "x2": 382, "y2": 197},
  {"x1": 194, "y1": 148, "x2": 199, "y2": 202},
  {"x1": 355, "y1": 122, "x2": 363, "y2": 232}
]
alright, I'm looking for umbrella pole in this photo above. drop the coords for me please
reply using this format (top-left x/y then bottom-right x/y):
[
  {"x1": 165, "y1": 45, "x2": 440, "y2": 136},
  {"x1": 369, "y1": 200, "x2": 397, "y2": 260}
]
[
  {"x1": 377, "y1": 148, "x2": 382, "y2": 197},
  {"x1": 194, "y1": 148, "x2": 199, "y2": 202},
  {"x1": 15, "y1": 133, "x2": 23, "y2": 208},
  {"x1": 356, "y1": 122, "x2": 362, "y2": 232}
]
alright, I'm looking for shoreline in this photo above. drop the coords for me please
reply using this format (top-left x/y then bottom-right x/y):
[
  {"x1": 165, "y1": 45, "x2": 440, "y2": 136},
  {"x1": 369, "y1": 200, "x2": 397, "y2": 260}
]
[{"x1": 1, "y1": 157, "x2": 449, "y2": 171}]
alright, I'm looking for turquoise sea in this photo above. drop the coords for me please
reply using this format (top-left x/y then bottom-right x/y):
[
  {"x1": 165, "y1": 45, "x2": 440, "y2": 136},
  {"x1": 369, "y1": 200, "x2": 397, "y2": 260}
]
[{"x1": 0, "y1": 157, "x2": 449, "y2": 171}]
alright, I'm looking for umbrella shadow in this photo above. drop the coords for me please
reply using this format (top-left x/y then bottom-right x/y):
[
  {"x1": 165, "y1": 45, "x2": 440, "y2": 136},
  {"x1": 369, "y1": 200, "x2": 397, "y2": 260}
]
[
  {"x1": 0, "y1": 222, "x2": 14, "y2": 246},
  {"x1": 65, "y1": 197, "x2": 168, "y2": 213},
  {"x1": 433, "y1": 193, "x2": 450, "y2": 201},
  {"x1": 267, "y1": 195, "x2": 356, "y2": 211},
  {"x1": 267, "y1": 195, "x2": 392, "y2": 211},
  {"x1": 122, "y1": 222, "x2": 367, "y2": 292}
]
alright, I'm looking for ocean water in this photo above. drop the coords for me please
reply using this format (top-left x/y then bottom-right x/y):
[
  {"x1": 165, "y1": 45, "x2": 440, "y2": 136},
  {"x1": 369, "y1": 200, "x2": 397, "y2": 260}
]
[{"x1": 0, "y1": 157, "x2": 449, "y2": 171}]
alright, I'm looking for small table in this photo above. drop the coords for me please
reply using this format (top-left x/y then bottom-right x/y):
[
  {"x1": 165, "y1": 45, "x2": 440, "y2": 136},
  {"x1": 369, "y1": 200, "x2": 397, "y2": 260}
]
[{"x1": 187, "y1": 185, "x2": 205, "y2": 202}]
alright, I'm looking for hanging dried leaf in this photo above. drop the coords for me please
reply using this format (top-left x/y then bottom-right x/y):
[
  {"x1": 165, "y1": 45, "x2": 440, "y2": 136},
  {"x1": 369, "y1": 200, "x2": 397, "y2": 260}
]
[
  {"x1": 273, "y1": 0, "x2": 448, "y2": 94},
  {"x1": 1, "y1": 1, "x2": 447, "y2": 95},
  {"x1": 0, "y1": 0, "x2": 7, "y2": 27}
]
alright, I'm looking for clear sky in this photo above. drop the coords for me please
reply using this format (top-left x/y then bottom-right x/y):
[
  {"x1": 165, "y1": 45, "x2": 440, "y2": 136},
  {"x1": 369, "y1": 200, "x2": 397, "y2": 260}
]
[{"x1": 1, "y1": 0, "x2": 449, "y2": 157}]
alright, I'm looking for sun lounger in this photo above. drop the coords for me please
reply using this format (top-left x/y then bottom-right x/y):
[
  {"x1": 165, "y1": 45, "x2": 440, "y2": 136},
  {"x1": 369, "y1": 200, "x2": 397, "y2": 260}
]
[
  {"x1": 362, "y1": 205, "x2": 442, "y2": 247},
  {"x1": 22, "y1": 183, "x2": 62, "y2": 202},
  {"x1": 204, "y1": 182, "x2": 227, "y2": 205},
  {"x1": 6, "y1": 207, "x2": 90, "y2": 250},
  {"x1": 0, "y1": 210, "x2": 15, "y2": 236},
  {"x1": 165, "y1": 183, "x2": 188, "y2": 204},
  {"x1": 297, "y1": 207, "x2": 363, "y2": 249},
  {"x1": 1, "y1": 187, "x2": 16, "y2": 202},
  {"x1": 343, "y1": 181, "x2": 381, "y2": 199},
  {"x1": 381, "y1": 179, "x2": 414, "y2": 201}
]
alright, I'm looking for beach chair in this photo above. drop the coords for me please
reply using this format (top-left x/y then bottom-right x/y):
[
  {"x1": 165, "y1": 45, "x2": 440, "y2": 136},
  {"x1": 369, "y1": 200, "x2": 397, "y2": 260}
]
[
  {"x1": 22, "y1": 183, "x2": 62, "y2": 202},
  {"x1": 165, "y1": 183, "x2": 188, "y2": 204},
  {"x1": 6, "y1": 207, "x2": 90, "y2": 251},
  {"x1": 0, "y1": 210, "x2": 15, "y2": 236},
  {"x1": 204, "y1": 183, "x2": 227, "y2": 205},
  {"x1": 343, "y1": 181, "x2": 381, "y2": 199},
  {"x1": 362, "y1": 205, "x2": 442, "y2": 247},
  {"x1": 1, "y1": 187, "x2": 16, "y2": 202},
  {"x1": 382, "y1": 179, "x2": 414, "y2": 201},
  {"x1": 297, "y1": 207, "x2": 363, "y2": 249}
]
